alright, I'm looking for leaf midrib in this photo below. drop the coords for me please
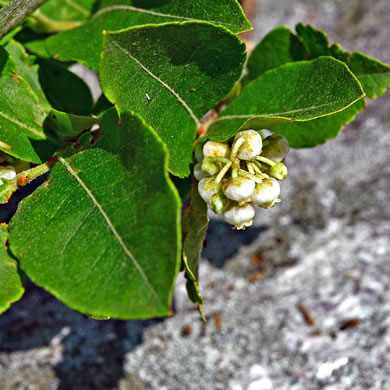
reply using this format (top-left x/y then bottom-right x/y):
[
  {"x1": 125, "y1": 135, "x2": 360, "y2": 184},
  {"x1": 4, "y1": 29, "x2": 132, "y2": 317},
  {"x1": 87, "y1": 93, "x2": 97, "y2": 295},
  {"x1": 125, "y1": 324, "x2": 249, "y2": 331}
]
[
  {"x1": 94, "y1": 5, "x2": 239, "y2": 29},
  {"x1": 110, "y1": 39, "x2": 200, "y2": 127},
  {"x1": 58, "y1": 156, "x2": 164, "y2": 309},
  {"x1": 213, "y1": 98, "x2": 362, "y2": 123}
]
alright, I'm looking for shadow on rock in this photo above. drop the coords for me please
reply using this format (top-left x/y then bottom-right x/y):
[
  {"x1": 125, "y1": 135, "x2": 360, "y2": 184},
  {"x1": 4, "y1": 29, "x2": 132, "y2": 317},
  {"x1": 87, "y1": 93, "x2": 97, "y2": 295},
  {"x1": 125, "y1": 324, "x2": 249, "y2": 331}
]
[
  {"x1": 202, "y1": 219, "x2": 267, "y2": 268},
  {"x1": 0, "y1": 280, "x2": 165, "y2": 389}
]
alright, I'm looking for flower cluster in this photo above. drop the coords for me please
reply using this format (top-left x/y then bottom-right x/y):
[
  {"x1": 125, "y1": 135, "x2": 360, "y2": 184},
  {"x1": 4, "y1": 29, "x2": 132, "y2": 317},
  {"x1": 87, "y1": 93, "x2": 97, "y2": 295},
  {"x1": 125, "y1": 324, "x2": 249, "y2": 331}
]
[{"x1": 194, "y1": 130, "x2": 289, "y2": 229}]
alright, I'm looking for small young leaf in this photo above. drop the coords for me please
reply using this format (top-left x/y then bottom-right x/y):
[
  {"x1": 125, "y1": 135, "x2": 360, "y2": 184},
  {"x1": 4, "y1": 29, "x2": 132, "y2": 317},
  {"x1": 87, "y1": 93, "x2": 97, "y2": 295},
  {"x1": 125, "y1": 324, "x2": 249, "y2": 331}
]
[
  {"x1": 248, "y1": 24, "x2": 390, "y2": 100},
  {"x1": 100, "y1": 22, "x2": 246, "y2": 177},
  {"x1": 0, "y1": 46, "x2": 55, "y2": 163},
  {"x1": 273, "y1": 98, "x2": 366, "y2": 148},
  {"x1": 43, "y1": 109, "x2": 98, "y2": 142},
  {"x1": 5, "y1": 40, "x2": 51, "y2": 112},
  {"x1": 29, "y1": 0, "x2": 96, "y2": 33},
  {"x1": 46, "y1": 0, "x2": 251, "y2": 71},
  {"x1": 182, "y1": 181, "x2": 209, "y2": 280},
  {"x1": 207, "y1": 57, "x2": 364, "y2": 142},
  {"x1": 295, "y1": 23, "x2": 331, "y2": 58},
  {"x1": 9, "y1": 108, "x2": 181, "y2": 319},
  {"x1": 0, "y1": 224, "x2": 24, "y2": 314},
  {"x1": 182, "y1": 181, "x2": 208, "y2": 318},
  {"x1": 245, "y1": 26, "x2": 306, "y2": 83},
  {"x1": 338, "y1": 52, "x2": 390, "y2": 100},
  {"x1": 0, "y1": 178, "x2": 17, "y2": 204},
  {"x1": 38, "y1": 59, "x2": 94, "y2": 115}
]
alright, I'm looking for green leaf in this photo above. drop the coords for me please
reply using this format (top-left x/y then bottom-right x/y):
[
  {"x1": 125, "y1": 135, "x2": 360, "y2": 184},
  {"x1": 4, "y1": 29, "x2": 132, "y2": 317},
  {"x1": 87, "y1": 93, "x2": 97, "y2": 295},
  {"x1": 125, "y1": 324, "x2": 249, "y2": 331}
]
[
  {"x1": 46, "y1": 0, "x2": 251, "y2": 71},
  {"x1": 295, "y1": 23, "x2": 330, "y2": 58},
  {"x1": 273, "y1": 98, "x2": 366, "y2": 148},
  {"x1": 245, "y1": 26, "x2": 306, "y2": 83},
  {"x1": 182, "y1": 181, "x2": 208, "y2": 319},
  {"x1": 0, "y1": 46, "x2": 55, "y2": 163},
  {"x1": 207, "y1": 57, "x2": 364, "y2": 142},
  {"x1": 100, "y1": 22, "x2": 246, "y2": 177},
  {"x1": 0, "y1": 178, "x2": 17, "y2": 204},
  {"x1": 38, "y1": 59, "x2": 94, "y2": 115},
  {"x1": 29, "y1": 0, "x2": 96, "y2": 33},
  {"x1": 338, "y1": 52, "x2": 390, "y2": 100},
  {"x1": 0, "y1": 224, "x2": 24, "y2": 314},
  {"x1": 182, "y1": 180, "x2": 208, "y2": 280},
  {"x1": 9, "y1": 108, "x2": 181, "y2": 319},
  {"x1": 43, "y1": 109, "x2": 98, "y2": 142},
  {"x1": 14, "y1": 28, "x2": 51, "y2": 58},
  {"x1": 296, "y1": 24, "x2": 390, "y2": 99},
  {"x1": 5, "y1": 40, "x2": 51, "y2": 112}
]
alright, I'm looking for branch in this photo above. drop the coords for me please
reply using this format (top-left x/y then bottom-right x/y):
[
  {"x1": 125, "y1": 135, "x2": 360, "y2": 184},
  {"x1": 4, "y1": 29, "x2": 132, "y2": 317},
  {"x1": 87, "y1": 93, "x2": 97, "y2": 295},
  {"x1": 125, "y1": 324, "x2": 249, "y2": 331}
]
[{"x1": 0, "y1": 0, "x2": 48, "y2": 40}]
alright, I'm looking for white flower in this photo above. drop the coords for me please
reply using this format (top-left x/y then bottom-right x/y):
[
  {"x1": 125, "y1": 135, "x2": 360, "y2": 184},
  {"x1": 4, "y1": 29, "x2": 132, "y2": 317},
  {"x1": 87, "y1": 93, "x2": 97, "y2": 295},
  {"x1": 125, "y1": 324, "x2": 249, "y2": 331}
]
[
  {"x1": 223, "y1": 176, "x2": 255, "y2": 202},
  {"x1": 194, "y1": 163, "x2": 208, "y2": 181},
  {"x1": 203, "y1": 141, "x2": 230, "y2": 158},
  {"x1": 251, "y1": 178, "x2": 280, "y2": 208},
  {"x1": 0, "y1": 166, "x2": 16, "y2": 185},
  {"x1": 223, "y1": 203, "x2": 256, "y2": 229},
  {"x1": 234, "y1": 130, "x2": 262, "y2": 160},
  {"x1": 262, "y1": 134, "x2": 290, "y2": 161},
  {"x1": 198, "y1": 177, "x2": 220, "y2": 204}
]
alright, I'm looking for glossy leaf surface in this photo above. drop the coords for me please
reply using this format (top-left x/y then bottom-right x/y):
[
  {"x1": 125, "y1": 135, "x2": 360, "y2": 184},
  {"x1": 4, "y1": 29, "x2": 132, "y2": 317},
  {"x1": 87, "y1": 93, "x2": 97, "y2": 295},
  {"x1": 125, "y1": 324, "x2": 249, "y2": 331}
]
[
  {"x1": 245, "y1": 26, "x2": 306, "y2": 83},
  {"x1": 297, "y1": 24, "x2": 390, "y2": 99},
  {"x1": 0, "y1": 46, "x2": 53, "y2": 162},
  {"x1": 274, "y1": 99, "x2": 366, "y2": 148},
  {"x1": 100, "y1": 22, "x2": 246, "y2": 177},
  {"x1": 9, "y1": 108, "x2": 181, "y2": 319},
  {"x1": 0, "y1": 224, "x2": 24, "y2": 314},
  {"x1": 5, "y1": 40, "x2": 51, "y2": 112},
  {"x1": 46, "y1": 0, "x2": 251, "y2": 71},
  {"x1": 207, "y1": 57, "x2": 364, "y2": 142},
  {"x1": 38, "y1": 60, "x2": 94, "y2": 115}
]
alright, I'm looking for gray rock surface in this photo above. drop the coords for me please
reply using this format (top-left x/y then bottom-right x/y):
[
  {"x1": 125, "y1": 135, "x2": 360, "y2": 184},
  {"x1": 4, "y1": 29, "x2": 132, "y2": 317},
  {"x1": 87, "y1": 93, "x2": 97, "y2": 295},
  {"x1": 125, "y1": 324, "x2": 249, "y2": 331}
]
[{"x1": 1, "y1": 0, "x2": 390, "y2": 389}]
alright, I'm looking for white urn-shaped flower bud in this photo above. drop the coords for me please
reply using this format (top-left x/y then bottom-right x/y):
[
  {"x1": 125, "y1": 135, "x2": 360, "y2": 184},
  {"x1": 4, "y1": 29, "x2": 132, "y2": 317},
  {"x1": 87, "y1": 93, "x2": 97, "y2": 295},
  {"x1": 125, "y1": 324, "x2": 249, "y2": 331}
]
[
  {"x1": 203, "y1": 141, "x2": 230, "y2": 159},
  {"x1": 234, "y1": 130, "x2": 262, "y2": 160},
  {"x1": 0, "y1": 166, "x2": 16, "y2": 184},
  {"x1": 194, "y1": 163, "x2": 208, "y2": 181},
  {"x1": 251, "y1": 178, "x2": 280, "y2": 208},
  {"x1": 223, "y1": 203, "x2": 256, "y2": 230},
  {"x1": 194, "y1": 143, "x2": 204, "y2": 163},
  {"x1": 201, "y1": 157, "x2": 221, "y2": 176},
  {"x1": 262, "y1": 134, "x2": 290, "y2": 161},
  {"x1": 198, "y1": 177, "x2": 220, "y2": 204},
  {"x1": 223, "y1": 176, "x2": 256, "y2": 202}
]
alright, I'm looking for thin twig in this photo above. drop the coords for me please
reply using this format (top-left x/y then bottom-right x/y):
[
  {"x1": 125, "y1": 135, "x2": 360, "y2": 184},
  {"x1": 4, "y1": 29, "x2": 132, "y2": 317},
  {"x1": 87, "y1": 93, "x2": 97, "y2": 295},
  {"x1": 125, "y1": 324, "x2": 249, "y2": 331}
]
[{"x1": 0, "y1": 0, "x2": 48, "y2": 40}]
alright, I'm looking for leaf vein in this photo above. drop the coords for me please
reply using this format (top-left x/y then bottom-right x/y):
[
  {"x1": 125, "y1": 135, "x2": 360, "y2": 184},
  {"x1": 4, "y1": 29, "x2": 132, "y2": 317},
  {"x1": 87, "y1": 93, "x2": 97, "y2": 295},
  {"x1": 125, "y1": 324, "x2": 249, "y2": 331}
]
[
  {"x1": 110, "y1": 39, "x2": 200, "y2": 127},
  {"x1": 58, "y1": 156, "x2": 164, "y2": 308},
  {"x1": 94, "y1": 5, "x2": 236, "y2": 27}
]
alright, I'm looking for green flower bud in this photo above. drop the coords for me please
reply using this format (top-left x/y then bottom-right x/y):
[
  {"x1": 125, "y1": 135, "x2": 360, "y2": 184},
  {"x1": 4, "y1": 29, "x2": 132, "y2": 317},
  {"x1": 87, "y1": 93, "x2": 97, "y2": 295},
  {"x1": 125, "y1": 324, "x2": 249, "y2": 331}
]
[
  {"x1": 210, "y1": 191, "x2": 230, "y2": 214},
  {"x1": 201, "y1": 157, "x2": 221, "y2": 176},
  {"x1": 269, "y1": 162, "x2": 288, "y2": 181},
  {"x1": 194, "y1": 143, "x2": 204, "y2": 163},
  {"x1": 194, "y1": 163, "x2": 208, "y2": 181}
]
